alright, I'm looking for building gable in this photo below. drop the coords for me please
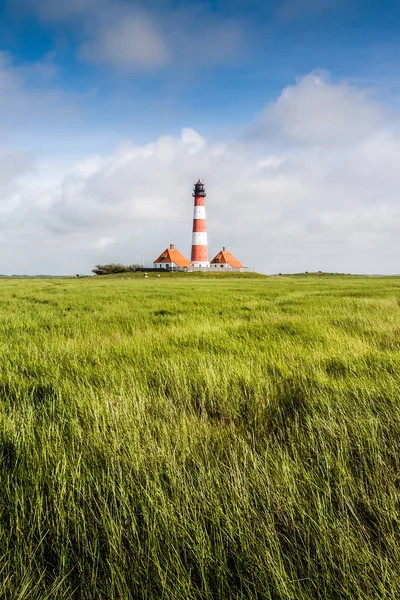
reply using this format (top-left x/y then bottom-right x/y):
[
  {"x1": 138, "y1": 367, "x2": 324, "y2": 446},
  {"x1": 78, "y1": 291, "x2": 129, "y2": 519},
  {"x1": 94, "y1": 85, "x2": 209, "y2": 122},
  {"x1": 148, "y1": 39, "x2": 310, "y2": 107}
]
[{"x1": 210, "y1": 247, "x2": 244, "y2": 268}]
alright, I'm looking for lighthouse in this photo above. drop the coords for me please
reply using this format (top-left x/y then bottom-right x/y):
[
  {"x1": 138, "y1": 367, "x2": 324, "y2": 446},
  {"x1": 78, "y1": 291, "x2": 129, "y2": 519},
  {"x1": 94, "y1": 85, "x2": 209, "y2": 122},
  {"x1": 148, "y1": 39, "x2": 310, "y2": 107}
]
[{"x1": 191, "y1": 180, "x2": 210, "y2": 267}]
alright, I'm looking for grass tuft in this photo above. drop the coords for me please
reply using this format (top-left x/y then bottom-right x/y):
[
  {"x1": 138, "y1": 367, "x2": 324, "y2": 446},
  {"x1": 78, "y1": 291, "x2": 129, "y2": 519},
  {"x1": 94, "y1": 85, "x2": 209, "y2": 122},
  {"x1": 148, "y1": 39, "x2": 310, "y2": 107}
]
[{"x1": 0, "y1": 275, "x2": 399, "y2": 598}]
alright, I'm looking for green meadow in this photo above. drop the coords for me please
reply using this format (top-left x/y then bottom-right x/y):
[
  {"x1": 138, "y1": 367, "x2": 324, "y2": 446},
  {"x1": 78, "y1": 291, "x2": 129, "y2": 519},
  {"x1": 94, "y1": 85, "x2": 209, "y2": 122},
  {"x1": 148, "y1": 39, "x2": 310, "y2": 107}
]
[{"x1": 0, "y1": 274, "x2": 399, "y2": 599}]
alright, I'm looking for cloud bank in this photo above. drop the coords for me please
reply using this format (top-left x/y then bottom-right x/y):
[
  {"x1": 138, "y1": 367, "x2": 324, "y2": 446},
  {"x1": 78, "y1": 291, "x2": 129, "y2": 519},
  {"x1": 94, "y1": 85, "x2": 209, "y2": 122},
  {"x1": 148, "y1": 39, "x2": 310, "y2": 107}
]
[{"x1": 1, "y1": 70, "x2": 400, "y2": 275}]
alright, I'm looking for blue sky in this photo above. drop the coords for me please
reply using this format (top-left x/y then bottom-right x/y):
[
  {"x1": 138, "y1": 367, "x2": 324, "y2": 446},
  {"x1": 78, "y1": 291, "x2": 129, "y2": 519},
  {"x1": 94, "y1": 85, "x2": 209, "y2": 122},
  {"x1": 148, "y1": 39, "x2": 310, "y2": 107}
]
[
  {"x1": 3, "y1": 0, "x2": 400, "y2": 143},
  {"x1": 0, "y1": 0, "x2": 400, "y2": 273}
]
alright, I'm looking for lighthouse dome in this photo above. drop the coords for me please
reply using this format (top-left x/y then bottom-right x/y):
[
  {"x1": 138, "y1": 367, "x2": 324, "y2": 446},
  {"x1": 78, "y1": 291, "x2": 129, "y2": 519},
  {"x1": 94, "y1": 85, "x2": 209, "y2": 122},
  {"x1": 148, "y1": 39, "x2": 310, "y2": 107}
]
[{"x1": 193, "y1": 180, "x2": 206, "y2": 197}]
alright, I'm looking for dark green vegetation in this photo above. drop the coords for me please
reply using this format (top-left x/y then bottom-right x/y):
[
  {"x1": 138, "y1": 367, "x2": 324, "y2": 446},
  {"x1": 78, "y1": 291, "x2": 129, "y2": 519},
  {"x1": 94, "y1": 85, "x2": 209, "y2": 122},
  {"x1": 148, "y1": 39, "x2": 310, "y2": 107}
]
[
  {"x1": 91, "y1": 263, "x2": 142, "y2": 275},
  {"x1": 0, "y1": 275, "x2": 399, "y2": 599}
]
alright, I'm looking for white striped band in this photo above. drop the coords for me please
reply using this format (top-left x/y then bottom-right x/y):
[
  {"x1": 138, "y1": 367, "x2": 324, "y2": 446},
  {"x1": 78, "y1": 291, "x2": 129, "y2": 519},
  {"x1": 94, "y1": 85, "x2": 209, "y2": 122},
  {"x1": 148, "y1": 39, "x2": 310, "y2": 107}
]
[
  {"x1": 192, "y1": 232, "x2": 208, "y2": 246},
  {"x1": 192, "y1": 262, "x2": 210, "y2": 267}
]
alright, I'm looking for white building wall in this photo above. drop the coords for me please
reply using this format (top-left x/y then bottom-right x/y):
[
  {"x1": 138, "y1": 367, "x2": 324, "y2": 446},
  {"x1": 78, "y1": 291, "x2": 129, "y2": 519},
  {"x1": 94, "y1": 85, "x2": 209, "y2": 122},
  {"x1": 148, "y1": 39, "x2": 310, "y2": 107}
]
[{"x1": 153, "y1": 262, "x2": 176, "y2": 269}]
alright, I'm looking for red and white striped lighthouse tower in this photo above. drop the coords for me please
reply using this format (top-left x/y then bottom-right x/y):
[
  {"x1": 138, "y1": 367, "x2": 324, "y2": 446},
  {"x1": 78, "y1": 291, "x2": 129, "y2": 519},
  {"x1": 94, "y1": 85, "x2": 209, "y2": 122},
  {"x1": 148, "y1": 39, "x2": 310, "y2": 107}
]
[{"x1": 191, "y1": 179, "x2": 210, "y2": 267}]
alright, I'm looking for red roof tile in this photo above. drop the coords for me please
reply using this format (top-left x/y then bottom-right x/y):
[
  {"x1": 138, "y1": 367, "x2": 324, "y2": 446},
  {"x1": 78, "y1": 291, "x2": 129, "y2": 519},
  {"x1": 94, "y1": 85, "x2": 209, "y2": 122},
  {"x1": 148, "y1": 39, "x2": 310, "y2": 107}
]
[
  {"x1": 210, "y1": 249, "x2": 244, "y2": 268},
  {"x1": 153, "y1": 247, "x2": 192, "y2": 268}
]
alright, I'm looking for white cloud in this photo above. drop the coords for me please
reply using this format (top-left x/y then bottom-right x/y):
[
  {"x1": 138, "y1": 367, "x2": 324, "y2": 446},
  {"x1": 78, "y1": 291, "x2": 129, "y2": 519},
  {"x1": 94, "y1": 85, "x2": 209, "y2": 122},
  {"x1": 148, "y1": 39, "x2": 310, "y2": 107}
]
[
  {"x1": 1, "y1": 71, "x2": 400, "y2": 274},
  {"x1": 16, "y1": 52, "x2": 58, "y2": 82},
  {"x1": 10, "y1": 0, "x2": 243, "y2": 72},
  {"x1": 254, "y1": 71, "x2": 387, "y2": 145},
  {"x1": 0, "y1": 52, "x2": 79, "y2": 136},
  {"x1": 80, "y1": 12, "x2": 170, "y2": 71},
  {"x1": 0, "y1": 149, "x2": 33, "y2": 191},
  {"x1": 93, "y1": 236, "x2": 116, "y2": 249},
  {"x1": 168, "y1": 6, "x2": 243, "y2": 69},
  {"x1": 78, "y1": 4, "x2": 243, "y2": 72}
]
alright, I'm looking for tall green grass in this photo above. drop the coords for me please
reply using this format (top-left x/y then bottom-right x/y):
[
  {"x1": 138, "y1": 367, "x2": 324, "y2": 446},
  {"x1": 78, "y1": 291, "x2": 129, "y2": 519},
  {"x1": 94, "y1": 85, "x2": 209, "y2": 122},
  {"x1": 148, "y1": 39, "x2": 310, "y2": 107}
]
[{"x1": 0, "y1": 275, "x2": 399, "y2": 599}]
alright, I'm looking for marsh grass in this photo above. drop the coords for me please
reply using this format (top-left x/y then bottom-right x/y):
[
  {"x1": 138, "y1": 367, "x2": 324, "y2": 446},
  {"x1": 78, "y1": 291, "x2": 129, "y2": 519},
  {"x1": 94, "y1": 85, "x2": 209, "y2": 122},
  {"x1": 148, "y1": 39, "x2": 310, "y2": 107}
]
[{"x1": 0, "y1": 275, "x2": 399, "y2": 599}]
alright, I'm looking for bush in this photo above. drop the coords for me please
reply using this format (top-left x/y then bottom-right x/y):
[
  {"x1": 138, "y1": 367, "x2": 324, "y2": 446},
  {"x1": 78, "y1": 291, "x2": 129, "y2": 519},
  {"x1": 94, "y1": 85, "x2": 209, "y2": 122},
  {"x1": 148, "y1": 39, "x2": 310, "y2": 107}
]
[{"x1": 92, "y1": 264, "x2": 141, "y2": 275}]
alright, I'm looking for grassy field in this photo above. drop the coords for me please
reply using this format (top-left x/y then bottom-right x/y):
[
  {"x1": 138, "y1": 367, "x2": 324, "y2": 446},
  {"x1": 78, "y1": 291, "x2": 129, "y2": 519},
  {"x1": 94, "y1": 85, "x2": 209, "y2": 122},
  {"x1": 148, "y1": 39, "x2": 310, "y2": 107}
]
[{"x1": 0, "y1": 274, "x2": 399, "y2": 599}]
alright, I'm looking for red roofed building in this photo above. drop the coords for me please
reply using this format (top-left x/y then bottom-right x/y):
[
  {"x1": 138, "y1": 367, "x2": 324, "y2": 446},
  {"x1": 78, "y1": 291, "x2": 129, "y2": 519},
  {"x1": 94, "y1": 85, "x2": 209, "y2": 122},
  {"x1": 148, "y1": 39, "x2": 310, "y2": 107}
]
[
  {"x1": 153, "y1": 244, "x2": 192, "y2": 270},
  {"x1": 210, "y1": 247, "x2": 245, "y2": 270}
]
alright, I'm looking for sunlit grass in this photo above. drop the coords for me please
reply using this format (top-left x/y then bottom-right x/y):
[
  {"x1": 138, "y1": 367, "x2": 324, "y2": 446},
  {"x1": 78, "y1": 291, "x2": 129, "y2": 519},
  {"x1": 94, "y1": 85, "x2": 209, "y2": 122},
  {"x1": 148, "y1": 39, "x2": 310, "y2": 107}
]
[{"x1": 0, "y1": 275, "x2": 399, "y2": 599}]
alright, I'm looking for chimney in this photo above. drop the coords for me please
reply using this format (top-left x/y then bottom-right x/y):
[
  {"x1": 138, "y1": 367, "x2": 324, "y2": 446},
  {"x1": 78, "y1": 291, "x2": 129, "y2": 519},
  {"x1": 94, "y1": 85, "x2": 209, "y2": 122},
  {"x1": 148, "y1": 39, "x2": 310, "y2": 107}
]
[
  {"x1": 170, "y1": 244, "x2": 175, "y2": 249},
  {"x1": 223, "y1": 246, "x2": 226, "y2": 252}
]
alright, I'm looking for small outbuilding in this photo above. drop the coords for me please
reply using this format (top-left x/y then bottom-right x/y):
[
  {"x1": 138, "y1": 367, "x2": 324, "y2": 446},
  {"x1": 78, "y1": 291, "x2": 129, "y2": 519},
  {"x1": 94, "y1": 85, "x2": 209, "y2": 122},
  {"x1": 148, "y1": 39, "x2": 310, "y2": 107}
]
[
  {"x1": 210, "y1": 247, "x2": 245, "y2": 270},
  {"x1": 153, "y1": 244, "x2": 192, "y2": 270}
]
